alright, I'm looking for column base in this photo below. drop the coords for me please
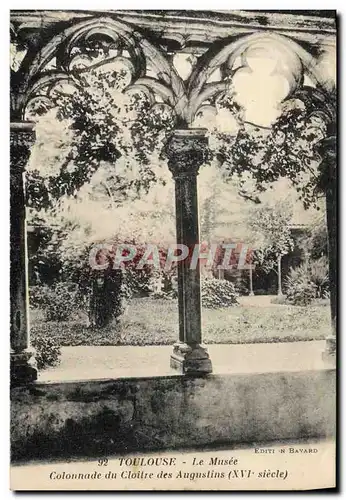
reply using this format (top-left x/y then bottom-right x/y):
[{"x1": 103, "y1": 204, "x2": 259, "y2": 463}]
[
  {"x1": 11, "y1": 349, "x2": 37, "y2": 387},
  {"x1": 170, "y1": 343, "x2": 212, "y2": 375},
  {"x1": 322, "y1": 336, "x2": 336, "y2": 365}
]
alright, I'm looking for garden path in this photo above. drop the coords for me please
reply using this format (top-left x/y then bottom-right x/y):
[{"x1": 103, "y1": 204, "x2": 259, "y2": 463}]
[{"x1": 38, "y1": 340, "x2": 330, "y2": 383}]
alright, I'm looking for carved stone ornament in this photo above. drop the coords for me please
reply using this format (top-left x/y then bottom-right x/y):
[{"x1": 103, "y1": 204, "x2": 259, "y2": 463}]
[
  {"x1": 165, "y1": 129, "x2": 208, "y2": 179},
  {"x1": 10, "y1": 122, "x2": 35, "y2": 170}
]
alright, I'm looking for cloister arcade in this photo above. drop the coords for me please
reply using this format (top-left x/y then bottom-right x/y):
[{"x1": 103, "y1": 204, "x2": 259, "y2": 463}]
[{"x1": 10, "y1": 10, "x2": 337, "y2": 386}]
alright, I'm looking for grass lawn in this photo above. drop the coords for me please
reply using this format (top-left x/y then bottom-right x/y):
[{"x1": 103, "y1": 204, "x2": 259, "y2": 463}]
[{"x1": 30, "y1": 296, "x2": 331, "y2": 346}]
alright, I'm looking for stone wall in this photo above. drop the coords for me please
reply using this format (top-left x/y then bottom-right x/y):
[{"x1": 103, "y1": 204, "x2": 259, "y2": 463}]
[{"x1": 11, "y1": 370, "x2": 336, "y2": 462}]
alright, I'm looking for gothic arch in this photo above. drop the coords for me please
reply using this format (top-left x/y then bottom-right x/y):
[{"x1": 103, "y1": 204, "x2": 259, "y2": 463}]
[
  {"x1": 186, "y1": 31, "x2": 335, "y2": 124},
  {"x1": 12, "y1": 16, "x2": 187, "y2": 122}
]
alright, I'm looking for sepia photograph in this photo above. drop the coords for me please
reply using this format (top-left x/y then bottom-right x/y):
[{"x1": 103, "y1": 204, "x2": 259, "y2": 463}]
[{"x1": 9, "y1": 7, "x2": 337, "y2": 491}]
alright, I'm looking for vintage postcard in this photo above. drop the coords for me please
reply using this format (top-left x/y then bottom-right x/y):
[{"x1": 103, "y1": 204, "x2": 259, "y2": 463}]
[{"x1": 10, "y1": 8, "x2": 337, "y2": 491}]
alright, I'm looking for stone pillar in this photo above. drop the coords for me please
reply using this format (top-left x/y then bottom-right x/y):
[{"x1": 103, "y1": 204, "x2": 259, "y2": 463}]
[
  {"x1": 10, "y1": 122, "x2": 37, "y2": 386},
  {"x1": 218, "y1": 268, "x2": 225, "y2": 280},
  {"x1": 165, "y1": 129, "x2": 212, "y2": 375},
  {"x1": 317, "y1": 136, "x2": 336, "y2": 364},
  {"x1": 249, "y1": 265, "x2": 254, "y2": 296}
]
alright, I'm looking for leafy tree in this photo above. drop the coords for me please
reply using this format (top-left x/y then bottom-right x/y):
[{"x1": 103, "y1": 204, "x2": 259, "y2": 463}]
[
  {"x1": 247, "y1": 200, "x2": 295, "y2": 295},
  {"x1": 305, "y1": 210, "x2": 329, "y2": 260},
  {"x1": 210, "y1": 93, "x2": 331, "y2": 209},
  {"x1": 26, "y1": 67, "x2": 175, "y2": 211}
]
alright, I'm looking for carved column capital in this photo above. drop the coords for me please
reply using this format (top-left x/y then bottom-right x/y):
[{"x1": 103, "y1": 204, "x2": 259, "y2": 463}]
[
  {"x1": 10, "y1": 122, "x2": 36, "y2": 171},
  {"x1": 165, "y1": 129, "x2": 208, "y2": 179}
]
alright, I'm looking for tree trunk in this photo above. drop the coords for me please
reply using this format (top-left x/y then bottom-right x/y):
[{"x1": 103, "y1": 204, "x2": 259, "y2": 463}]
[{"x1": 277, "y1": 255, "x2": 283, "y2": 296}]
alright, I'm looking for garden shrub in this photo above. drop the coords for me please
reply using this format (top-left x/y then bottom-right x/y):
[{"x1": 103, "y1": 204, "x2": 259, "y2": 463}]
[
  {"x1": 309, "y1": 256, "x2": 329, "y2": 298},
  {"x1": 201, "y1": 278, "x2": 238, "y2": 309},
  {"x1": 29, "y1": 285, "x2": 45, "y2": 309},
  {"x1": 284, "y1": 258, "x2": 329, "y2": 306},
  {"x1": 88, "y1": 271, "x2": 125, "y2": 329},
  {"x1": 31, "y1": 330, "x2": 61, "y2": 370},
  {"x1": 122, "y1": 267, "x2": 151, "y2": 298},
  {"x1": 36, "y1": 282, "x2": 80, "y2": 321},
  {"x1": 285, "y1": 264, "x2": 317, "y2": 306},
  {"x1": 147, "y1": 271, "x2": 178, "y2": 300}
]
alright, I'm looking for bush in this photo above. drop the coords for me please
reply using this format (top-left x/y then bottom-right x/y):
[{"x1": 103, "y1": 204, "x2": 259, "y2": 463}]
[
  {"x1": 33, "y1": 282, "x2": 80, "y2": 321},
  {"x1": 29, "y1": 285, "x2": 45, "y2": 309},
  {"x1": 88, "y1": 271, "x2": 125, "y2": 328},
  {"x1": 284, "y1": 258, "x2": 329, "y2": 306},
  {"x1": 122, "y1": 267, "x2": 151, "y2": 298},
  {"x1": 31, "y1": 332, "x2": 61, "y2": 370},
  {"x1": 285, "y1": 264, "x2": 317, "y2": 306},
  {"x1": 147, "y1": 270, "x2": 178, "y2": 300},
  {"x1": 309, "y1": 257, "x2": 329, "y2": 298},
  {"x1": 201, "y1": 278, "x2": 238, "y2": 309}
]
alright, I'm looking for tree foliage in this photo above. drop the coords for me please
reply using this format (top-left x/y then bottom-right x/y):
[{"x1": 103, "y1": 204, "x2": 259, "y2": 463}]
[
  {"x1": 26, "y1": 67, "x2": 175, "y2": 212},
  {"x1": 247, "y1": 199, "x2": 295, "y2": 274},
  {"x1": 210, "y1": 93, "x2": 330, "y2": 209}
]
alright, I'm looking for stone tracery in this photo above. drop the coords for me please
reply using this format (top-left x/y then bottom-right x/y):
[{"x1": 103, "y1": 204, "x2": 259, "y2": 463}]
[{"x1": 11, "y1": 16, "x2": 336, "y2": 127}]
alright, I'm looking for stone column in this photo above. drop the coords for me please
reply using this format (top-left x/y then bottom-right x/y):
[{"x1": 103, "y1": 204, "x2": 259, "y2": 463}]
[
  {"x1": 165, "y1": 129, "x2": 212, "y2": 375},
  {"x1": 10, "y1": 122, "x2": 37, "y2": 386},
  {"x1": 249, "y1": 265, "x2": 254, "y2": 296},
  {"x1": 218, "y1": 268, "x2": 225, "y2": 280},
  {"x1": 317, "y1": 136, "x2": 336, "y2": 364}
]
